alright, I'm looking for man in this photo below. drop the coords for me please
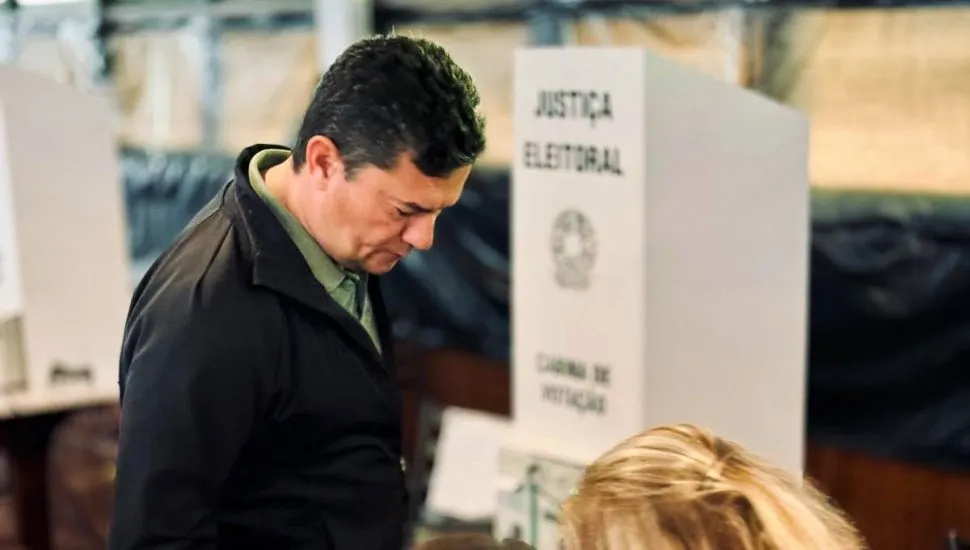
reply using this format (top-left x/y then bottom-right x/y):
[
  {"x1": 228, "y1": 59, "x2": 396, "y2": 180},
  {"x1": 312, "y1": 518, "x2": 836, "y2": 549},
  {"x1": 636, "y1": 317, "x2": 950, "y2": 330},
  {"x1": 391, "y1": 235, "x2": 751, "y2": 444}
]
[{"x1": 108, "y1": 34, "x2": 486, "y2": 550}]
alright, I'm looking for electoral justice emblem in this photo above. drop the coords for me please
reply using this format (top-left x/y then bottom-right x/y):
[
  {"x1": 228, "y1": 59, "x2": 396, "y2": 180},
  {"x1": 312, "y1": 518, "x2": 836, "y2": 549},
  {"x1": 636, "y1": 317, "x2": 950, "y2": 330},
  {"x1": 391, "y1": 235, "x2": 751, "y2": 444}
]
[{"x1": 550, "y1": 209, "x2": 596, "y2": 291}]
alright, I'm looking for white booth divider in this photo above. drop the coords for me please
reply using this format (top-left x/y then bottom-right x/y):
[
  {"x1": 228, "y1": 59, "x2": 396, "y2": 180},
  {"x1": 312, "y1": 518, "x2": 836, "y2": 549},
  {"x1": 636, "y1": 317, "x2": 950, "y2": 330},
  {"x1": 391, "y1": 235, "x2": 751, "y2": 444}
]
[
  {"x1": 0, "y1": 66, "x2": 131, "y2": 417},
  {"x1": 497, "y1": 47, "x2": 809, "y2": 549}
]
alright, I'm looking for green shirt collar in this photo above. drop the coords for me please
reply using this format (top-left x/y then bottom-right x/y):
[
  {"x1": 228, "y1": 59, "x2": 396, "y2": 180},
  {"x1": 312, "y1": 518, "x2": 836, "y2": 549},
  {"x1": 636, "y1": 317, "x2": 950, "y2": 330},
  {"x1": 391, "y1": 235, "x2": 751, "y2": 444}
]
[{"x1": 247, "y1": 148, "x2": 359, "y2": 294}]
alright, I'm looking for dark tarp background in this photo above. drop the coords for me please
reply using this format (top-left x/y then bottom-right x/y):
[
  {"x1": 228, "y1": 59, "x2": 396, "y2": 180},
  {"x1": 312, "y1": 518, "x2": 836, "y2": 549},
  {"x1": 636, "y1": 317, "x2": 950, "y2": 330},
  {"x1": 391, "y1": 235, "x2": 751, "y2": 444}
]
[
  {"x1": 809, "y1": 196, "x2": 970, "y2": 471},
  {"x1": 120, "y1": 147, "x2": 970, "y2": 471}
]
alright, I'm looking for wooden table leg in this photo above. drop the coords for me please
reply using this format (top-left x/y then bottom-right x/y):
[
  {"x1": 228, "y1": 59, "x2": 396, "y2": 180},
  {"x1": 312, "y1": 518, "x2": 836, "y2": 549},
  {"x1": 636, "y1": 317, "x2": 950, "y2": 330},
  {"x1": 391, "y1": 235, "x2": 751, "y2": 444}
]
[{"x1": 0, "y1": 411, "x2": 66, "y2": 550}]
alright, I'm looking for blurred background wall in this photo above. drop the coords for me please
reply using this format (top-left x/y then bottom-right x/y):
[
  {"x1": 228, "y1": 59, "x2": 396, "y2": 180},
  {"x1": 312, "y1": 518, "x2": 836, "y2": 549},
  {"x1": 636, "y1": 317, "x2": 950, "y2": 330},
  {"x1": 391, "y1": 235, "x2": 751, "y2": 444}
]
[
  {"x1": 11, "y1": 1, "x2": 970, "y2": 194},
  {"x1": 1, "y1": 1, "x2": 969, "y2": 550}
]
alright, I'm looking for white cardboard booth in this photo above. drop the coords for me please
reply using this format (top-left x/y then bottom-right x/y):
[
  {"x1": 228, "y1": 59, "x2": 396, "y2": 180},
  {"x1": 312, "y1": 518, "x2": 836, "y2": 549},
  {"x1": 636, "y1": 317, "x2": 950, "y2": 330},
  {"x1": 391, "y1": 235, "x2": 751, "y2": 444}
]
[
  {"x1": 0, "y1": 66, "x2": 131, "y2": 417},
  {"x1": 496, "y1": 47, "x2": 809, "y2": 549}
]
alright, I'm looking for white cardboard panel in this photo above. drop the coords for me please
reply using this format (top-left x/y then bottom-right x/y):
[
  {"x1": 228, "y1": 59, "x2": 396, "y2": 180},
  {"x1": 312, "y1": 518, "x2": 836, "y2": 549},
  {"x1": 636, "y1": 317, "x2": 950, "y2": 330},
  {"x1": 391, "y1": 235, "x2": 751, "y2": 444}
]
[
  {"x1": 509, "y1": 47, "x2": 809, "y2": 475},
  {"x1": 0, "y1": 66, "x2": 131, "y2": 415},
  {"x1": 425, "y1": 407, "x2": 511, "y2": 522}
]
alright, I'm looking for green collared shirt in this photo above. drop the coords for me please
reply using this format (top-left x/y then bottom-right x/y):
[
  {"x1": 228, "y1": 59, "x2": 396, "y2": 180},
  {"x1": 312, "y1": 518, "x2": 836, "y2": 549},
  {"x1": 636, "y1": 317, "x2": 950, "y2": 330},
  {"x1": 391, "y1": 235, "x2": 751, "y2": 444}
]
[{"x1": 248, "y1": 148, "x2": 381, "y2": 353}]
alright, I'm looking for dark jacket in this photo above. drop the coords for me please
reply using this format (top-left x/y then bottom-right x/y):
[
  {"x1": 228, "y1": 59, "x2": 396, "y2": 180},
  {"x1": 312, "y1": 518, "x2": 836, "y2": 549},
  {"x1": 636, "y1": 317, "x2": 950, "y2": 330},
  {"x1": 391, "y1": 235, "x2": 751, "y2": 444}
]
[{"x1": 108, "y1": 145, "x2": 407, "y2": 550}]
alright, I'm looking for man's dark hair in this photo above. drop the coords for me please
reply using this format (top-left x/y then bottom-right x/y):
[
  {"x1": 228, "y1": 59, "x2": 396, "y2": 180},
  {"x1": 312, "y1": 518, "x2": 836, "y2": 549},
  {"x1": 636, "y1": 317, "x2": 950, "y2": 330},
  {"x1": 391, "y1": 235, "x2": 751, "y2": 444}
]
[{"x1": 292, "y1": 34, "x2": 487, "y2": 178}]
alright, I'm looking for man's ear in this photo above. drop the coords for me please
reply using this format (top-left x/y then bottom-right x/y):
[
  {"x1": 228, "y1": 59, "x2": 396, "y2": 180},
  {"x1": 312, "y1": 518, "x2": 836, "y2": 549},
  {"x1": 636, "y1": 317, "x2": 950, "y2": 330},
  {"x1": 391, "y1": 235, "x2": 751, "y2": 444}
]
[{"x1": 302, "y1": 135, "x2": 344, "y2": 187}]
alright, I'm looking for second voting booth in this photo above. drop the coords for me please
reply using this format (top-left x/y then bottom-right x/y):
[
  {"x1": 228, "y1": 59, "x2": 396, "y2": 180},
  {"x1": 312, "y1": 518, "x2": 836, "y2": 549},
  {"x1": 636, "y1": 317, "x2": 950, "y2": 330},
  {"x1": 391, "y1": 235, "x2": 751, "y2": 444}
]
[
  {"x1": 0, "y1": 66, "x2": 131, "y2": 416},
  {"x1": 496, "y1": 48, "x2": 810, "y2": 549},
  {"x1": 0, "y1": 65, "x2": 132, "y2": 550}
]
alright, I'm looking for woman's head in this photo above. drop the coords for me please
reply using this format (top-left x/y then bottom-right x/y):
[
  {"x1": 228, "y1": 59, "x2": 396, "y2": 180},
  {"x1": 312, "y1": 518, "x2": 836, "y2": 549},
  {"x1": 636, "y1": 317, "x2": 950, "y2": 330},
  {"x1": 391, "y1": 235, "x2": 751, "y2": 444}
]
[{"x1": 560, "y1": 424, "x2": 865, "y2": 550}]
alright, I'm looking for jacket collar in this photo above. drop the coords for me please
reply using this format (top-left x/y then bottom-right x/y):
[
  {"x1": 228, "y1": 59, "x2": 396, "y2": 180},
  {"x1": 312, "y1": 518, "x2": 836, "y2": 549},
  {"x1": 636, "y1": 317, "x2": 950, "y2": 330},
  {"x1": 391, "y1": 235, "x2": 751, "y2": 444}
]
[{"x1": 225, "y1": 144, "x2": 390, "y2": 371}]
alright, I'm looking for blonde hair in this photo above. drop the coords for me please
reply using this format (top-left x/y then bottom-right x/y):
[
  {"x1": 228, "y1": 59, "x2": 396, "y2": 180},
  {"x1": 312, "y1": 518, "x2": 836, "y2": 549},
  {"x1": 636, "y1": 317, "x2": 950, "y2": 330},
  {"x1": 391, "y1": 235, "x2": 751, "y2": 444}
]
[{"x1": 560, "y1": 424, "x2": 865, "y2": 550}]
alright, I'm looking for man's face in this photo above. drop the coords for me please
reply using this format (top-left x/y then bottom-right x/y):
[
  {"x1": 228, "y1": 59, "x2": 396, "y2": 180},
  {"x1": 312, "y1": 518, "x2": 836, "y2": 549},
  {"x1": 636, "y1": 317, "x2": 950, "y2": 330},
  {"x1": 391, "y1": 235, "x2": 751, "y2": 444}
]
[{"x1": 300, "y1": 137, "x2": 471, "y2": 275}]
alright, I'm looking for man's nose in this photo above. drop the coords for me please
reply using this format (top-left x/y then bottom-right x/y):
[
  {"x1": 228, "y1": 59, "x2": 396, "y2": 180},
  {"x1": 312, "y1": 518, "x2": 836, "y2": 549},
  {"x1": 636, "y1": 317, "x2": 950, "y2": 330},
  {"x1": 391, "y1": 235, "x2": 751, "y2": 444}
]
[{"x1": 403, "y1": 215, "x2": 435, "y2": 251}]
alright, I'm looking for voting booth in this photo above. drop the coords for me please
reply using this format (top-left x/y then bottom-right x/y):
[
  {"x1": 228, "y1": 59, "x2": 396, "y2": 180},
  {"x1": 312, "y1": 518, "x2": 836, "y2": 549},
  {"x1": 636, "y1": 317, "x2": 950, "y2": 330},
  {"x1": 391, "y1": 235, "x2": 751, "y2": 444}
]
[
  {"x1": 496, "y1": 48, "x2": 809, "y2": 548},
  {"x1": 0, "y1": 66, "x2": 131, "y2": 416}
]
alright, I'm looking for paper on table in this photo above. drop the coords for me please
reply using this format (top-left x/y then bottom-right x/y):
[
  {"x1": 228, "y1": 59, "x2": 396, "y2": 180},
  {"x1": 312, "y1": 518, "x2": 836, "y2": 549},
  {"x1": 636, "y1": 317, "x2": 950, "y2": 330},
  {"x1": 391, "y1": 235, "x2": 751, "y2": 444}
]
[{"x1": 425, "y1": 406, "x2": 512, "y2": 521}]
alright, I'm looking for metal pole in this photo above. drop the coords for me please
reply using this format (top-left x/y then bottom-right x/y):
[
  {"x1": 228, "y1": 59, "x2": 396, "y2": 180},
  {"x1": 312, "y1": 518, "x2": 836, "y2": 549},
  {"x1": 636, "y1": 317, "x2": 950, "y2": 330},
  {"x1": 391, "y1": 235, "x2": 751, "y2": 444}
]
[
  {"x1": 528, "y1": 1, "x2": 566, "y2": 46},
  {"x1": 197, "y1": 2, "x2": 221, "y2": 149},
  {"x1": 718, "y1": 6, "x2": 746, "y2": 83},
  {"x1": 0, "y1": 1, "x2": 18, "y2": 65},
  {"x1": 91, "y1": 0, "x2": 109, "y2": 84},
  {"x1": 314, "y1": 0, "x2": 373, "y2": 73}
]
